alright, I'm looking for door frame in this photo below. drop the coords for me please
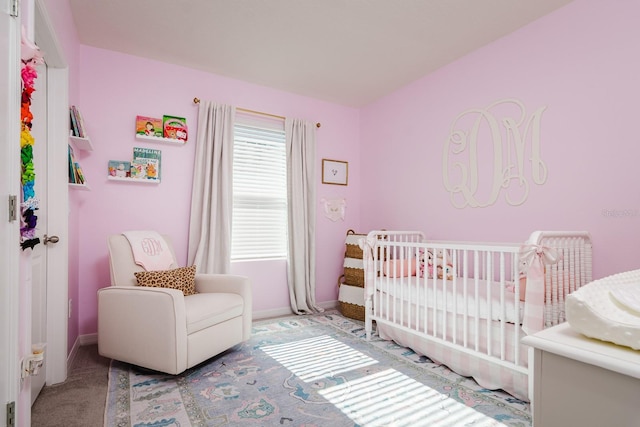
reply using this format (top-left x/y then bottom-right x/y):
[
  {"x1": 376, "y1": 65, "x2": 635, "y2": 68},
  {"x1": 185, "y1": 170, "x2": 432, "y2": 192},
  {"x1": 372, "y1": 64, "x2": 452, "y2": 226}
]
[{"x1": 34, "y1": 0, "x2": 69, "y2": 385}]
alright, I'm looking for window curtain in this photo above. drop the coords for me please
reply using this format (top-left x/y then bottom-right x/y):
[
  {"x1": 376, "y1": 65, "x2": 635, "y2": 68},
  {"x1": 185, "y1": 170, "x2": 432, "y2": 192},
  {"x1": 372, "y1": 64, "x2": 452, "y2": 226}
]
[
  {"x1": 187, "y1": 101, "x2": 235, "y2": 273},
  {"x1": 286, "y1": 118, "x2": 322, "y2": 314}
]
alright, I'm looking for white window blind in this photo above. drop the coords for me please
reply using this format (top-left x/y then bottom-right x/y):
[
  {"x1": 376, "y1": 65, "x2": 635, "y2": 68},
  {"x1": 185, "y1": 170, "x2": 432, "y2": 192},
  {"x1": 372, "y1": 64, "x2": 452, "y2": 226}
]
[{"x1": 231, "y1": 116, "x2": 288, "y2": 260}]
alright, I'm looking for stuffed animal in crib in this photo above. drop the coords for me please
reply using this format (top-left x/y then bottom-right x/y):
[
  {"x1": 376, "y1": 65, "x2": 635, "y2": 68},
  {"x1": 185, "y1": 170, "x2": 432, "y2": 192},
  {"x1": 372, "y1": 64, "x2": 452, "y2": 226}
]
[
  {"x1": 418, "y1": 249, "x2": 430, "y2": 278},
  {"x1": 418, "y1": 248, "x2": 454, "y2": 280}
]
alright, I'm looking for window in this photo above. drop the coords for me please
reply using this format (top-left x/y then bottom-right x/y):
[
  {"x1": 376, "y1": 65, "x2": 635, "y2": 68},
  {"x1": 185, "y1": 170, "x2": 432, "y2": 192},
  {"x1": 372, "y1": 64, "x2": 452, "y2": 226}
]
[{"x1": 231, "y1": 115, "x2": 287, "y2": 260}]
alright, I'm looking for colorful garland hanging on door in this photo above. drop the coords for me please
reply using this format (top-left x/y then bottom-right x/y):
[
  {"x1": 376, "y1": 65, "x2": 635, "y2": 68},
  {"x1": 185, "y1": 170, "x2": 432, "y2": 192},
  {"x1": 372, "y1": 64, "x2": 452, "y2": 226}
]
[{"x1": 20, "y1": 28, "x2": 43, "y2": 250}]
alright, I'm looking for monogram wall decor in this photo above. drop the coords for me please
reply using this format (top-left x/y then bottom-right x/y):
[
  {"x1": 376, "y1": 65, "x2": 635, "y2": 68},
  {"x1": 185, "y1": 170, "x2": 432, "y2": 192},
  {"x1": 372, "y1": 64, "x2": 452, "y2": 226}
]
[{"x1": 442, "y1": 98, "x2": 548, "y2": 209}]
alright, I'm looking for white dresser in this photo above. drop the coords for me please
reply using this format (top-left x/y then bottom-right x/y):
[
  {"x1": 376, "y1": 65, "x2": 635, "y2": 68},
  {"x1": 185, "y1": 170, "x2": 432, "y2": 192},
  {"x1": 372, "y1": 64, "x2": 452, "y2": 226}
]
[{"x1": 522, "y1": 322, "x2": 640, "y2": 427}]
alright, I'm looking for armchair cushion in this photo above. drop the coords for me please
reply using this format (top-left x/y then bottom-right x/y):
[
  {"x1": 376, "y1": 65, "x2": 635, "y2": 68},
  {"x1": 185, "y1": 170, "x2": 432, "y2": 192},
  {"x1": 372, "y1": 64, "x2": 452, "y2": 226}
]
[
  {"x1": 185, "y1": 293, "x2": 244, "y2": 334},
  {"x1": 134, "y1": 265, "x2": 197, "y2": 296}
]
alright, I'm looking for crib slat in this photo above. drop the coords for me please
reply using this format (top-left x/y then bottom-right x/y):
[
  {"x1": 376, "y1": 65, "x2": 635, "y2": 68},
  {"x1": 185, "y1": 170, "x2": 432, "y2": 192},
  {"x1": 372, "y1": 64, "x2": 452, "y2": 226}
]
[
  {"x1": 474, "y1": 250, "x2": 480, "y2": 353},
  {"x1": 463, "y1": 250, "x2": 469, "y2": 349}
]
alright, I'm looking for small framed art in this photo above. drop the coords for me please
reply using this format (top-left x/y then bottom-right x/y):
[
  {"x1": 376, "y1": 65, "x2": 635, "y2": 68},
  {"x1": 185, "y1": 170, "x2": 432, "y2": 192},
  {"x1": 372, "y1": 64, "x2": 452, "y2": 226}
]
[{"x1": 322, "y1": 159, "x2": 348, "y2": 185}]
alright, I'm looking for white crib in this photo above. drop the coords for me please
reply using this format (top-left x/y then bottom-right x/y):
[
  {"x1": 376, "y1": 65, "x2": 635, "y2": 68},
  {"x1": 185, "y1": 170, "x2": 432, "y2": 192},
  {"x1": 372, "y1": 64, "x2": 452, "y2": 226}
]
[{"x1": 362, "y1": 230, "x2": 592, "y2": 402}]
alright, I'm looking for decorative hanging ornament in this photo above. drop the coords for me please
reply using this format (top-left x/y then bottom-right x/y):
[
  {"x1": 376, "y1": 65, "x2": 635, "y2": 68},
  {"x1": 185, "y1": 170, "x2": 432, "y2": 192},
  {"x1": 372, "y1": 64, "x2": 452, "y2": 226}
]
[{"x1": 19, "y1": 26, "x2": 44, "y2": 250}]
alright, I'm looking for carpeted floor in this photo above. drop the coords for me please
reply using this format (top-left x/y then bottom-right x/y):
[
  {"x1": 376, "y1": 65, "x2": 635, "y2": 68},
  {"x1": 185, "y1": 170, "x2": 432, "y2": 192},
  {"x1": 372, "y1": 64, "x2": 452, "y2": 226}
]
[
  {"x1": 32, "y1": 312, "x2": 532, "y2": 426},
  {"x1": 31, "y1": 343, "x2": 110, "y2": 426}
]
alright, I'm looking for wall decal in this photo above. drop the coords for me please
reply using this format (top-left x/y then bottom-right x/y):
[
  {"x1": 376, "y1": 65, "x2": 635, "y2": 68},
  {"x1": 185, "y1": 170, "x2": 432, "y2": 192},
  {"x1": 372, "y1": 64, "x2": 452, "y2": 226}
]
[
  {"x1": 321, "y1": 197, "x2": 346, "y2": 221},
  {"x1": 442, "y1": 98, "x2": 547, "y2": 208}
]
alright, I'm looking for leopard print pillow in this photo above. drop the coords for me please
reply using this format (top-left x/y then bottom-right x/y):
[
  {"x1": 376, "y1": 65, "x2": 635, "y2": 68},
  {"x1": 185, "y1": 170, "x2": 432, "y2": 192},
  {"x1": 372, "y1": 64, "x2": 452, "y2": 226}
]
[{"x1": 134, "y1": 265, "x2": 197, "y2": 296}]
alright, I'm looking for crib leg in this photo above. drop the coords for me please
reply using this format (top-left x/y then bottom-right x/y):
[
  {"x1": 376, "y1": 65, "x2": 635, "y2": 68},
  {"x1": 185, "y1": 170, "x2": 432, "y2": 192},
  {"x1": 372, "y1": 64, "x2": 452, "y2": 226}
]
[{"x1": 365, "y1": 298, "x2": 372, "y2": 340}]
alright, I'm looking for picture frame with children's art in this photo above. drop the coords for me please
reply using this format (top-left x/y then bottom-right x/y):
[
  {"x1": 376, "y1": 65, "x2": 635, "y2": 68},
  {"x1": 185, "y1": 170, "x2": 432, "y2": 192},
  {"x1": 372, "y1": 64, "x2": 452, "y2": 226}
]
[{"x1": 322, "y1": 159, "x2": 348, "y2": 186}]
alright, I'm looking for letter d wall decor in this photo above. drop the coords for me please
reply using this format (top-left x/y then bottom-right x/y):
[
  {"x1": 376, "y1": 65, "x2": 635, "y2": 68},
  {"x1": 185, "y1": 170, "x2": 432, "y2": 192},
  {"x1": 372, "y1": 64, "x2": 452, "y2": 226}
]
[{"x1": 442, "y1": 98, "x2": 548, "y2": 209}]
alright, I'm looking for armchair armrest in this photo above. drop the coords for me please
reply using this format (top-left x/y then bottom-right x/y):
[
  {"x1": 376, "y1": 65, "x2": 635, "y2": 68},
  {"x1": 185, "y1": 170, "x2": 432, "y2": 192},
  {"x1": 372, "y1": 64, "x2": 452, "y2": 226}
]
[
  {"x1": 195, "y1": 274, "x2": 252, "y2": 340},
  {"x1": 97, "y1": 285, "x2": 188, "y2": 374}
]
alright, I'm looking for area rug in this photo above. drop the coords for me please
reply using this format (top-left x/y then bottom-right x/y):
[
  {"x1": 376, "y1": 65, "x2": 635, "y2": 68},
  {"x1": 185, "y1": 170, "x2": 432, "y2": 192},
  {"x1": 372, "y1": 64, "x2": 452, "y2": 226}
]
[{"x1": 104, "y1": 312, "x2": 531, "y2": 426}]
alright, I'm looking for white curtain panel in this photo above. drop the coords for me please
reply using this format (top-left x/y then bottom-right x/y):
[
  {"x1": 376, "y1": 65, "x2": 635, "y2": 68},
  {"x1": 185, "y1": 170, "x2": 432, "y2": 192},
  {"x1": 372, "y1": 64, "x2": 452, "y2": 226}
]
[
  {"x1": 286, "y1": 118, "x2": 322, "y2": 314},
  {"x1": 187, "y1": 101, "x2": 235, "y2": 273}
]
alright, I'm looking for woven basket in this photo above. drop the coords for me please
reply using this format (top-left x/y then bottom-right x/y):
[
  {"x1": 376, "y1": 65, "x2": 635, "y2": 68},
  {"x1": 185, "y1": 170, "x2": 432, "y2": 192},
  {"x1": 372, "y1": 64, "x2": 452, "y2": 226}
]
[
  {"x1": 339, "y1": 300, "x2": 365, "y2": 321},
  {"x1": 345, "y1": 230, "x2": 365, "y2": 259},
  {"x1": 344, "y1": 267, "x2": 365, "y2": 287}
]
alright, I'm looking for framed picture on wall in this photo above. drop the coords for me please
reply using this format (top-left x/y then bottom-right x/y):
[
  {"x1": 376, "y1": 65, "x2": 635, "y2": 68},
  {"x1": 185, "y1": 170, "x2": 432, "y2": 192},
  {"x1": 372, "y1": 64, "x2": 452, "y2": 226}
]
[{"x1": 322, "y1": 159, "x2": 348, "y2": 185}]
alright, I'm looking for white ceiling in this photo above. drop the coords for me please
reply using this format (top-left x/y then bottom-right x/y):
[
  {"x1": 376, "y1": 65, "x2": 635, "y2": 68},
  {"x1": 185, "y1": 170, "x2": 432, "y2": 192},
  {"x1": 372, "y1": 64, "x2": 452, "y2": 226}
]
[{"x1": 68, "y1": 0, "x2": 572, "y2": 107}]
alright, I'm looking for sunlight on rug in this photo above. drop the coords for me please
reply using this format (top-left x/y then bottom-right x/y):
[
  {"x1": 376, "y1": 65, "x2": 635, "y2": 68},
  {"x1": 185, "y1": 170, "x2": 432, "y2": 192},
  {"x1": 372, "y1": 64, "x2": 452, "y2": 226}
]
[
  {"x1": 105, "y1": 312, "x2": 531, "y2": 426},
  {"x1": 261, "y1": 335, "x2": 378, "y2": 382},
  {"x1": 262, "y1": 335, "x2": 511, "y2": 427}
]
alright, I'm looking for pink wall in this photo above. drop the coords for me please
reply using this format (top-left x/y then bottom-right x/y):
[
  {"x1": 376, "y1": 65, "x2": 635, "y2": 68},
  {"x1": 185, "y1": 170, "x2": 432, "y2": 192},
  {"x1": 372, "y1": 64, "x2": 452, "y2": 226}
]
[
  {"x1": 45, "y1": 0, "x2": 640, "y2": 343},
  {"x1": 75, "y1": 47, "x2": 361, "y2": 334},
  {"x1": 359, "y1": 0, "x2": 640, "y2": 280}
]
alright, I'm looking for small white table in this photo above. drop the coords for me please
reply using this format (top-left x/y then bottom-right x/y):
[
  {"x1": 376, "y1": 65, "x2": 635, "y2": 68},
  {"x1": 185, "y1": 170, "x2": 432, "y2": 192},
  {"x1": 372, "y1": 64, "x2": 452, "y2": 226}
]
[{"x1": 522, "y1": 322, "x2": 640, "y2": 427}]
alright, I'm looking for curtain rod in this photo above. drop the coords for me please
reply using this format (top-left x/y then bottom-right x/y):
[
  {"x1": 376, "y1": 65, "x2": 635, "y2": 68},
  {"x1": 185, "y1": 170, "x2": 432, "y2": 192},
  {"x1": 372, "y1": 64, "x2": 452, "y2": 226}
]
[{"x1": 193, "y1": 97, "x2": 321, "y2": 128}]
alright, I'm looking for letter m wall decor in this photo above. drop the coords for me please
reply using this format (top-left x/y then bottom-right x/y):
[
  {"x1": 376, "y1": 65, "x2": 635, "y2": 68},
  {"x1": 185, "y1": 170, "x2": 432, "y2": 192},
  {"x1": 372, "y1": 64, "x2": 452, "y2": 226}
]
[{"x1": 442, "y1": 98, "x2": 548, "y2": 209}]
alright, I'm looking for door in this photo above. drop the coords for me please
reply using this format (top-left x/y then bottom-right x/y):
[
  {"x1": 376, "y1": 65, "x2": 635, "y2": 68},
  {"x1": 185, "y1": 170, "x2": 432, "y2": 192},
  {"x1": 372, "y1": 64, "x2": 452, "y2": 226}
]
[
  {"x1": 0, "y1": 4, "x2": 21, "y2": 424},
  {"x1": 30, "y1": 60, "x2": 49, "y2": 404},
  {"x1": 34, "y1": 0, "x2": 70, "y2": 387}
]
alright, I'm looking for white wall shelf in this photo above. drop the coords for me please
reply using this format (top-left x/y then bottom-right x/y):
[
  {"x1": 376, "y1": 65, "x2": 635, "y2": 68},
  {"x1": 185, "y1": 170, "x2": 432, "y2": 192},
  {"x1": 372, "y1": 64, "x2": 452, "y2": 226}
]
[
  {"x1": 68, "y1": 183, "x2": 90, "y2": 191},
  {"x1": 69, "y1": 135, "x2": 93, "y2": 151},
  {"x1": 107, "y1": 176, "x2": 160, "y2": 184},
  {"x1": 135, "y1": 134, "x2": 186, "y2": 145}
]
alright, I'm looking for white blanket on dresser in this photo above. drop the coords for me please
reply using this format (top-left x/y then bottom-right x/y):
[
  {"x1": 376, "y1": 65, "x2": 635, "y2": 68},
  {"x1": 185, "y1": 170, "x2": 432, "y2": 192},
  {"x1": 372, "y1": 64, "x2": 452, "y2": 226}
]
[
  {"x1": 122, "y1": 230, "x2": 175, "y2": 271},
  {"x1": 566, "y1": 269, "x2": 640, "y2": 350}
]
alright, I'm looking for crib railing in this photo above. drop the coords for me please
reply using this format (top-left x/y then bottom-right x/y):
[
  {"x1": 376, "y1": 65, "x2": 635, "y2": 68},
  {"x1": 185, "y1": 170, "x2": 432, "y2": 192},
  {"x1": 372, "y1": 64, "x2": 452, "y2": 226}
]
[
  {"x1": 363, "y1": 230, "x2": 593, "y2": 371},
  {"x1": 367, "y1": 234, "x2": 526, "y2": 370},
  {"x1": 528, "y1": 231, "x2": 593, "y2": 326}
]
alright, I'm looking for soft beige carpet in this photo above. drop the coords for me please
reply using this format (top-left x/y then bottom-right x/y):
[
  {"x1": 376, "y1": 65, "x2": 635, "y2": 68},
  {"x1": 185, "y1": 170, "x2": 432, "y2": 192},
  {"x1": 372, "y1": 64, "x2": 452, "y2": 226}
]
[{"x1": 31, "y1": 344, "x2": 110, "y2": 427}]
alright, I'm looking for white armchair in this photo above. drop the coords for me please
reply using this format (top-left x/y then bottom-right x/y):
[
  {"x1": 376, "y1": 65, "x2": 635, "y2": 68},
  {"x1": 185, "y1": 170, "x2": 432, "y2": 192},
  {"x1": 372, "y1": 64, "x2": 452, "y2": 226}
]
[{"x1": 97, "y1": 234, "x2": 252, "y2": 375}]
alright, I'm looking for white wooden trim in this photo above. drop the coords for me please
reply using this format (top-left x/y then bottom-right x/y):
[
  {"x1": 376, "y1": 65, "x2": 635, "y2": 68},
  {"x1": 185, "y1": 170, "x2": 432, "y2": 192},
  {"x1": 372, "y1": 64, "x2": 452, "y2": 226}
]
[
  {"x1": 44, "y1": 65, "x2": 70, "y2": 385},
  {"x1": 253, "y1": 300, "x2": 338, "y2": 321},
  {"x1": 35, "y1": 0, "x2": 69, "y2": 386},
  {"x1": 66, "y1": 333, "x2": 98, "y2": 373},
  {"x1": 79, "y1": 333, "x2": 99, "y2": 346}
]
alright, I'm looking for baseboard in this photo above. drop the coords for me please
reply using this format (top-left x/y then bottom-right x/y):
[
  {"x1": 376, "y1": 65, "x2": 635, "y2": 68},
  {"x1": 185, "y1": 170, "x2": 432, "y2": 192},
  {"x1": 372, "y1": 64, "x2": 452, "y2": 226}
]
[
  {"x1": 253, "y1": 300, "x2": 338, "y2": 320},
  {"x1": 319, "y1": 299, "x2": 339, "y2": 311},
  {"x1": 66, "y1": 336, "x2": 80, "y2": 373},
  {"x1": 67, "y1": 333, "x2": 98, "y2": 372},
  {"x1": 80, "y1": 333, "x2": 98, "y2": 346}
]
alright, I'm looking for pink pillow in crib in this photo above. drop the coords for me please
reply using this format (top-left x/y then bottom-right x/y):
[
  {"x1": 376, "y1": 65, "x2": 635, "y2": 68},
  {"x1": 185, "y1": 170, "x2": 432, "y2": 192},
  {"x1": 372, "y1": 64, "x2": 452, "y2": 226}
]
[
  {"x1": 383, "y1": 259, "x2": 417, "y2": 277},
  {"x1": 507, "y1": 277, "x2": 528, "y2": 302}
]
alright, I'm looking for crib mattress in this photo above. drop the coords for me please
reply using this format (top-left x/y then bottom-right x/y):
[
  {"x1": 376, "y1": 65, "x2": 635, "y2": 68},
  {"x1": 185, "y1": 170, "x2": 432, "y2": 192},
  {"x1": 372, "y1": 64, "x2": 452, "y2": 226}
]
[
  {"x1": 566, "y1": 269, "x2": 640, "y2": 350},
  {"x1": 375, "y1": 276, "x2": 524, "y2": 324}
]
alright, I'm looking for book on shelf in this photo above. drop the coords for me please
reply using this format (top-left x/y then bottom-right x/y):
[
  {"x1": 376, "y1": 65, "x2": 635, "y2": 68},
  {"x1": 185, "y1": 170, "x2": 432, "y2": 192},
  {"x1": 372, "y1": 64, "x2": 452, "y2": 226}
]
[
  {"x1": 69, "y1": 105, "x2": 87, "y2": 138},
  {"x1": 68, "y1": 144, "x2": 85, "y2": 184},
  {"x1": 69, "y1": 108, "x2": 79, "y2": 137},
  {"x1": 135, "y1": 115, "x2": 163, "y2": 138},
  {"x1": 132, "y1": 147, "x2": 161, "y2": 181},
  {"x1": 68, "y1": 145, "x2": 76, "y2": 183},
  {"x1": 108, "y1": 160, "x2": 131, "y2": 178},
  {"x1": 162, "y1": 115, "x2": 187, "y2": 142},
  {"x1": 74, "y1": 163, "x2": 85, "y2": 184}
]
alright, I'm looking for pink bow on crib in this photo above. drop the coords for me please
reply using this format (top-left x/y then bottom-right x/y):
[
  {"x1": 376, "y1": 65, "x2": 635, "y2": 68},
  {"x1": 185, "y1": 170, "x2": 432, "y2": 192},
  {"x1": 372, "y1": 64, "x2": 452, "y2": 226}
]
[
  {"x1": 359, "y1": 235, "x2": 378, "y2": 298},
  {"x1": 519, "y1": 244, "x2": 562, "y2": 335}
]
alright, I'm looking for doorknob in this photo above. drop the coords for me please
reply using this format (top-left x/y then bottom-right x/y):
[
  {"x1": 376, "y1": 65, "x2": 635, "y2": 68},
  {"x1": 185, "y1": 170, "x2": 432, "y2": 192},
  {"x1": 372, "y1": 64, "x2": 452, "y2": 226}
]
[{"x1": 43, "y1": 234, "x2": 59, "y2": 245}]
